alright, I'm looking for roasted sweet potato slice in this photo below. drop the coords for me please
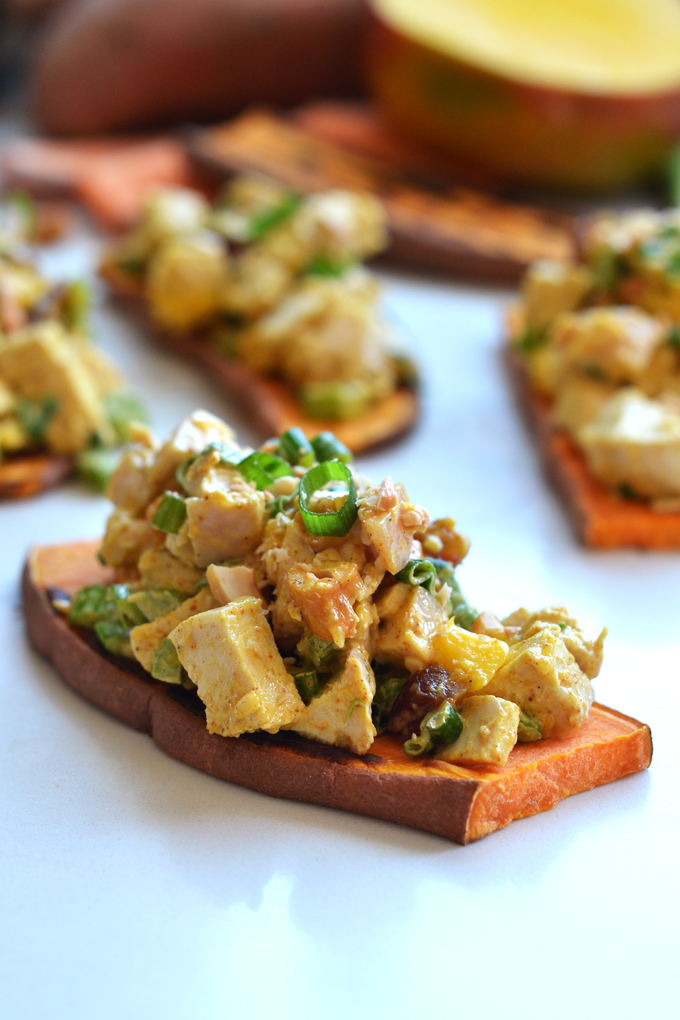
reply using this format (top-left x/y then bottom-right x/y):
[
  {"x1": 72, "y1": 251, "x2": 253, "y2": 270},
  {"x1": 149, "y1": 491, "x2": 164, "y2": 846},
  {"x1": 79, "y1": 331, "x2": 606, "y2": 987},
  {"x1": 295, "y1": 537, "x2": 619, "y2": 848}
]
[
  {"x1": 505, "y1": 346, "x2": 680, "y2": 549},
  {"x1": 0, "y1": 452, "x2": 73, "y2": 500},
  {"x1": 23, "y1": 540, "x2": 652, "y2": 845},
  {"x1": 100, "y1": 261, "x2": 419, "y2": 454},
  {"x1": 188, "y1": 109, "x2": 575, "y2": 283}
]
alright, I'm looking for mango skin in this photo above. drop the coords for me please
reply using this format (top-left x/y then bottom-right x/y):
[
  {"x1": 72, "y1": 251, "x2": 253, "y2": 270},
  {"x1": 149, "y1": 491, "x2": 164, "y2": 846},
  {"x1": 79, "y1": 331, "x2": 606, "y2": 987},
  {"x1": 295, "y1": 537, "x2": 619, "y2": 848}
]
[{"x1": 365, "y1": 14, "x2": 680, "y2": 192}]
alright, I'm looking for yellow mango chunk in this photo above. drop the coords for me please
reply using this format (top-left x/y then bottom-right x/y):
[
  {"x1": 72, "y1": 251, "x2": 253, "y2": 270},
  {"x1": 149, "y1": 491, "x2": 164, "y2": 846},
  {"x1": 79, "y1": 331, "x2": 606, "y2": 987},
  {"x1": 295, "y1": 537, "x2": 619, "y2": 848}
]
[{"x1": 431, "y1": 622, "x2": 508, "y2": 692}]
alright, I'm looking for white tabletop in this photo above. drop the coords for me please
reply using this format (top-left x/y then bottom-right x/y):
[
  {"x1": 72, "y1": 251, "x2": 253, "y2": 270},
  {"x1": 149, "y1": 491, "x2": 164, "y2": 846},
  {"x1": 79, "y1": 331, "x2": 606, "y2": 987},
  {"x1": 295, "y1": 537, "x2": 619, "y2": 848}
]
[{"x1": 0, "y1": 227, "x2": 676, "y2": 1020}]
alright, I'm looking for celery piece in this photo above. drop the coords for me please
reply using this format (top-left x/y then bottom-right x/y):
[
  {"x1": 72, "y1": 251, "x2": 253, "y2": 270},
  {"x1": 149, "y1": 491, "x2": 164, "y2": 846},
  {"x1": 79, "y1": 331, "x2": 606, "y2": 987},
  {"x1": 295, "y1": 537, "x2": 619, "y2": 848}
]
[
  {"x1": 76, "y1": 448, "x2": 121, "y2": 493},
  {"x1": 299, "y1": 381, "x2": 372, "y2": 421},
  {"x1": 297, "y1": 632, "x2": 337, "y2": 672},
  {"x1": 68, "y1": 584, "x2": 131, "y2": 629},
  {"x1": 94, "y1": 619, "x2": 133, "y2": 658},
  {"x1": 150, "y1": 638, "x2": 185, "y2": 684}
]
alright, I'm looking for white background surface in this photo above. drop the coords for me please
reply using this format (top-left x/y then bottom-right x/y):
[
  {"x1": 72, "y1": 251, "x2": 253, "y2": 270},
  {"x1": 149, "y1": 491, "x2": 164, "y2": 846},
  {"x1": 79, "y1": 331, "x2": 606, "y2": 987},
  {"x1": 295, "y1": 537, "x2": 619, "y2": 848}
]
[{"x1": 0, "y1": 229, "x2": 677, "y2": 1019}]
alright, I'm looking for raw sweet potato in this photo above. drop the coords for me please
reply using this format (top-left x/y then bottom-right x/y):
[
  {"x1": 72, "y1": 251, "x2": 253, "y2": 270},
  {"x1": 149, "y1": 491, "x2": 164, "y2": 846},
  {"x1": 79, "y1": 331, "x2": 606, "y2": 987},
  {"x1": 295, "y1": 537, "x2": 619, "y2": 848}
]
[
  {"x1": 31, "y1": 0, "x2": 367, "y2": 136},
  {"x1": 23, "y1": 539, "x2": 653, "y2": 845}
]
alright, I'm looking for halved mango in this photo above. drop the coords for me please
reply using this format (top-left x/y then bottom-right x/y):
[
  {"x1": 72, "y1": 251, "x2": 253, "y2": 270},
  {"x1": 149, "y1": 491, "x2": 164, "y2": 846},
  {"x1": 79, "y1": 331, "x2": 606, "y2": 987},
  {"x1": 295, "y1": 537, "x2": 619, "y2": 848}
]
[{"x1": 367, "y1": 0, "x2": 680, "y2": 190}]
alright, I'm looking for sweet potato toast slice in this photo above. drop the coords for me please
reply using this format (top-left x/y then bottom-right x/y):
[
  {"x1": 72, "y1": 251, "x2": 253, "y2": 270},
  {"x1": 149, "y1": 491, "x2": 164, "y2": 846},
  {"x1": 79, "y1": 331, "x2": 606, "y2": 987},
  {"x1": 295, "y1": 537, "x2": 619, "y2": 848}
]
[
  {"x1": 100, "y1": 261, "x2": 419, "y2": 454},
  {"x1": 23, "y1": 540, "x2": 652, "y2": 845},
  {"x1": 0, "y1": 452, "x2": 73, "y2": 500},
  {"x1": 505, "y1": 347, "x2": 680, "y2": 549},
  {"x1": 187, "y1": 109, "x2": 575, "y2": 284}
]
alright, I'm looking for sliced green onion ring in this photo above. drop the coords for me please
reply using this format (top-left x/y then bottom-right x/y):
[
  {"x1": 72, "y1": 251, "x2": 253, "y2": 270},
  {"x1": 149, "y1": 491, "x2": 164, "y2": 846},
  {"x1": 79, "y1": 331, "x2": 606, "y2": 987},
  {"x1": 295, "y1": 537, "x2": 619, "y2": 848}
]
[
  {"x1": 152, "y1": 491, "x2": 187, "y2": 533},
  {"x1": 298, "y1": 460, "x2": 357, "y2": 537},
  {"x1": 395, "y1": 558, "x2": 437, "y2": 592},
  {"x1": 238, "y1": 451, "x2": 290, "y2": 490},
  {"x1": 278, "y1": 427, "x2": 314, "y2": 467},
  {"x1": 310, "y1": 432, "x2": 353, "y2": 464}
]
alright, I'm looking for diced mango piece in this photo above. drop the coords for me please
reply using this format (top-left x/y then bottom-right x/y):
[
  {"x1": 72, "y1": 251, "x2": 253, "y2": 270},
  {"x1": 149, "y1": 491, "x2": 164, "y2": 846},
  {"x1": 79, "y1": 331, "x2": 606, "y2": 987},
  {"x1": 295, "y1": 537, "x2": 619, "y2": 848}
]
[
  {"x1": 169, "y1": 597, "x2": 304, "y2": 737},
  {"x1": 431, "y1": 622, "x2": 508, "y2": 692}
]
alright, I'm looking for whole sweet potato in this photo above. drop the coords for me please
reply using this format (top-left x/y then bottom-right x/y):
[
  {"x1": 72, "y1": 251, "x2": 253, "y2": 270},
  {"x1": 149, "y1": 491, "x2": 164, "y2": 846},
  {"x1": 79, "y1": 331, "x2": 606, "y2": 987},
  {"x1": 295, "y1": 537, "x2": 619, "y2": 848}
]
[{"x1": 31, "y1": 0, "x2": 367, "y2": 135}]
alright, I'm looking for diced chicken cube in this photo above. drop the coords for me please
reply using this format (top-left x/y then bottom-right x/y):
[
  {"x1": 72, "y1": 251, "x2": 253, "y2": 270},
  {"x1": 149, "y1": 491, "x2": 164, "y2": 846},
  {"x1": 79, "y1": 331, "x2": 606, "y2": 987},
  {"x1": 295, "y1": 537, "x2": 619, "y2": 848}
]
[
  {"x1": 106, "y1": 445, "x2": 157, "y2": 515},
  {"x1": 290, "y1": 643, "x2": 376, "y2": 755},
  {"x1": 99, "y1": 508, "x2": 163, "y2": 567},
  {"x1": 521, "y1": 260, "x2": 592, "y2": 333},
  {"x1": 147, "y1": 233, "x2": 230, "y2": 330},
  {"x1": 374, "y1": 583, "x2": 448, "y2": 674},
  {"x1": 578, "y1": 387, "x2": 680, "y2": 497},
  {"x1": 435, "y1": 695, "x2": 520, "y2": 767},
  {"x1": 553, "y1": 375, "x2": 616, "y2": 436},
  {"x1": 185, "y1": 482, "x2": 266, "y2": 568},
  {"x1": 130, "y1": 587, "x2": 217, "y2": 671},
  {"x1": 170, "y1": 598, "x2": 304, "y2": 737},
  {"x1": 0, "y1": 321, "x2": 108, "y2": 453},
  {"x1": 148, "y1": 409, "x2": 236, "y2": 489},
  {"x1": 503, "y1": 606, "x2": 606, "y2": 680},
  {"x1": 359, "y1": 478, "x2": 429, "y2": 574},
  {"x1": 551, "y1": 307, "x2": 664, "y2": 386},
  {"x1": 483, "y1": 623, "x2": 594, "y2": 739},
  {"x1": 207, "y1": 564, "x2": 262, "y2": 605},
  {"x1": 140, "y1": 187, "x2": 210, "y2": 247},
  {"x1": 137, "y1": 547, "x2": 204, "y2": 594}
]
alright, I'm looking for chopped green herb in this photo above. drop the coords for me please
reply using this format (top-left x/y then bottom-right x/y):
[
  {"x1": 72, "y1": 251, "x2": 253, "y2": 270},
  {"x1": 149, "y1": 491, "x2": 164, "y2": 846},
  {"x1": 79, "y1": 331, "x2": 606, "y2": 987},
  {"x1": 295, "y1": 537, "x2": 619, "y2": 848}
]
[
  {"x1": 15, "y1": 395, "x2": 58, "y2": 442},
  {"x1": 297, "y1": 632, "x2": 337, "y2": 672},
  {"x1": 426, "y1": 559, "x2": 478, "y2": 630},
  {"x1": 348, "y1": 698, "x2": 365, "y2": 719},
  {"x1": 238, "y1": 451, "x2": 290, "y2": 489},
  {"x1": 278, "y1": 427, "x2": 314, "y2": 467},
  {"x1": 310, "y1": 432, "x2": 353, "y2": 464},
  {"x1": 152, "y1": 491, "x2": 187, "y2": 533},
  {"x1": 68, "y1": 583, "x2": 131, "y2": 628},
  {"x1": 293, "y1": 671, "x2": 319, "y2": 705},
  {"x1": 150, "y1": 638, "x2": 186, "y2": 684},
  {"x1": 305, "y1": 256, "x2": 349, "y2": 278},
  {"x1": 61, "y1": 280, "x2": 91, "y2": 331},
  {"x1": 395, "y1": 558, "x2": 438, "y2": 592},
  {"x1": 76, "y1": 447, "x2": 121, "y2": 493},
  {"x1": 93, "y1": 619, "x2": 133, "y2": 658},
  {"x1": 517, "y1": 710, "x2": 542, "y2": 743},
  {"x1": 516, "y1": 329, "x2": 546, "y2": 354},
  {"x1": 105, "y1": 392, "x2": 148, "y2": 443},
  {"x1": 299, "y1": 380, "x2": 372, "y2": 421},
  {"x1": 403, "y1": 700, "x2": 463, "y2": 757},
  {"x1": 371, "y1": 676, "x2": 408, "y2": 735},
  {"x1": 247, "y1": 193, "x2": 302, "y2": 242},
  {"x1": 298, "y1": 460, "x2": 357, "y2": 537}
]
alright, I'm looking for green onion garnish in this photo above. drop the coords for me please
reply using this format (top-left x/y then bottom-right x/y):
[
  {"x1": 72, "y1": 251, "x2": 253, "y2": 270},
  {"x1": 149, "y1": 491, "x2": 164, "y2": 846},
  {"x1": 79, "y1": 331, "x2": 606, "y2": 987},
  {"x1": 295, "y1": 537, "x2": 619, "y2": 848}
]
[
  {"x1": 517, "y1": 710, "x2": 542, "y2": 744},
  {"x1": 93, "y1": 619, "x2": 133, "y2": 658},
  {"x1": 151, "y1": 638, "x2": 186, "y2": 684},
  {"x1": 305, "y1": 256, "x2": 349, "y2": 278},
  {"x1": 62, "y1": 280, "x2": 91, "y2": 331},
  {"x1": 310, "y1": 432, "x2": 353, "y2": 464},
  {"x1": 105, "y1": 391, "x2": 148, "y2": 443},
  {"x1": 298, "y1": 460, "x2": 357, "y2": 537},
  {"x1": 237, "y1": 451, "x2": 290, "y2": 490},
  {"x1": 427, "y1": 558, "x2": 478, "y2": 630},
  {"x1": 278, "y1": 427, "x2": 314, "y2": 467},
  {"x1": 247, "y1": 193, "x2": 302, "y2": 242},
  {"x1": 293, "y1": 671, "x2": 319, "y2": 704},
  {"x1": 403, "y1": 701, "x2": 463, "y2": 757},
  {"x1": 16, "y1": 395, "x2": 58, "y2": 441},
  {"x1": 152, "y1": 491, "x2": 187, "y2": 533},
  {"x1": 297, "y1": 632, "x2": 337, "y2": 672},
  {"x1": 300, "y1": 380, "x2": 371, "y2": 421},
  {"x1": 371, "y1": 676, "x2": 408, "y2": 735},
  {"x1": 395, "y1": 558, "x2": 437, "y2": 592},
  {"x1": 76, "y1": 447, "x2": 121, "y2": 493}
]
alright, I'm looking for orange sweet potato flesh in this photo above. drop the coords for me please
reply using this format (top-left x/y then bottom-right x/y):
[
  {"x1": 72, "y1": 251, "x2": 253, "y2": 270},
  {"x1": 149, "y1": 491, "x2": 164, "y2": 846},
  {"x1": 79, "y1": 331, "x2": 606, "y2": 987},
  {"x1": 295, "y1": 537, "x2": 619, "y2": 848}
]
[
  {"x1": 505, "y1": 343, "x2": 680, "y2": 549},
  {"x1": 23, "y1": 540, "x2": 652, "y2": 844},
  {"x1": 100, "y1": 261, "x2": 419, "y2": 454},
  {"x1": 0, "y1": 452, "x2": 73, "y2": 500}
]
